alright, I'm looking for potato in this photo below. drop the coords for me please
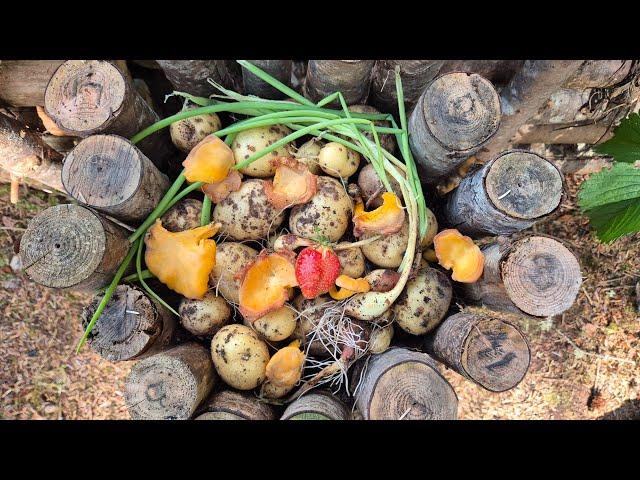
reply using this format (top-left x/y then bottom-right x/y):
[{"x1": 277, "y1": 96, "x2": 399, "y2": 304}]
[
  {"x1": 294, "y1": 138, "x2": 324, "y2": 174},
  {"x1": 349, "y1": 105, "x2": 396, "y2": 153},
  {"x1": 251, "y1": 305, "x2": 298, "y2": 342},
  {"x1": 336, "y1": 243, "x2": 365, "y2": 278},
  {"x1": 292, "y1": 294, "x2": 334, "y2": 357},
  {"x1": 170, "y1": 106, "x2": 221, "y2": 152},
  {"x1": 357, "y1": 163, "x2": 403, "y2": 209},
  {"x1": 179, "y1": 292, "x2": 231, "y2": 336},
  {"x1": 420, "y1": 208, "x2": 438, "y2": 247},
  {"x1": 261, "y1": 380, "x2": 293, "y2": 399},
  {"x1": 318, "y1": 142, "x2": 360, "y2": 179},
  {"x1": 361, "y1": 219, "x2": 409, "y2": 268},
  {"x1": 210, "y1": 242, "x2": 258, "y2": 303},
  {"x1": 213, "y1": 179, "x2": 285, "y2": 241},
  {"x1": 289, "y1": 176, "x2": 352, "y2": 242},
  {"x1": 392, "y1": 267, "x2": 452, "y2": 336},
  {"x1": 232, "y1": 125, "x2": 294, "y2": 177},
  {"x1": 160, "y1": 198, "x2": 203, "y2": 232},
  {"x1": 369, "y1": 324, "x2": 394, "y2": 354},
  {"x1": 211, "y1": 324, "x2": 270, "y2": 390}
]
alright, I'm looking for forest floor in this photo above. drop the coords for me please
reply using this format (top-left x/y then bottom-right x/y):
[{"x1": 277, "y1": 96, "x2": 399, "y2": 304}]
[{"x1": 0, "y1": 174, "x2": 638, "y2": 420}]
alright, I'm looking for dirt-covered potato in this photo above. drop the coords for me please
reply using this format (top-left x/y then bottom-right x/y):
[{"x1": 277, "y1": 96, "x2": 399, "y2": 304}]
[
  {"x1": 260, "y1": 380, "x2": 293, "y2": 399},
  {"x1": 318, "y1": 142, "x2": 360, "y2": 179},
  {"x1": 210, "y1": 242, "x2": 258, "y2": 303},
  {"x1": 420, "y1": 207, "x2": 438, "y2": 247},
  {"x1": 292, "y1": 294, "x2": 334, "y2": 357},
  {"x1": 251, "y1": 305, "x2": 298, "y2": 342},
  {"x1": 361, "y1": 219, "x2": 409, "y2": 268},
  {"x1": 179, "y1": 292, "x2": 231, "y2": 336},
  {"x1": 289, "y1": 176, "x2": 352, "y2": 242},
  {"x1": 336, "y1": 243, "x2": 365, "y2": 278},
  {"x1": 392, "y1": 267, "x2": 452, "y2": 336},
  {"x1": 211, "y1": 324, "x2": 270, "y2": 390},
  {"x1": 349, "y1": 105, "x2": 396, "y2": 153},
  {"x1": 294, "y1": 138, "x2": 324, "y2": 174},
  {"x1": 170, "y1": 106, "x2": 222, "y2": 152},
  {"x1": 232, "y1": 125, "x2": 294, "y2": 177},
  {"x1": 160, "y1": 198, "x2": 203, "y2": 232},
  {"x1": 213, "y1": 179, "x2": 285, "y2": 241},
  {"x1": 357, "y1": 163, "x2": 402, "y2": 209},
  {"x1": 369, "y1": 324, "x2": 394, "y2": 354}
]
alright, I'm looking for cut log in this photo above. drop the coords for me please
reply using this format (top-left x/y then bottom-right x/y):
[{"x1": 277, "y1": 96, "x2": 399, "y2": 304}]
[
  {"x1": 0, "y1": 60, "x2": 65, "y2": 107},
  {"x1": 304, "y1": 60, "x2": 375, "y2": 106},
  {"x1": 424, "y1": 312, "x2": 530, "y2": 392},
  {"x1": 281, "y1": 390, "x2": 350, "y2": 420},
  {"x1": 125, "y1": 342, "x2": 216, "y2": 420},
  {"x1": 515, "y1": 121, "x2": 616, "y2": 145},
  {"x1": 0, "y1": 113, "x2": 64, "y2": 192},
  {"x1": 20, "y1": 204, "x2": 130, "y2": 291},
  {"x1": 44, "y1": 60, "x2": 173, "y2": 167},
  {"x1": 242, "y1": 60, "x2": 292, "y2": 99},
  {"x1": 463, "y1": 235, "x2": 582, "y2": 317},
  {"x1": 437, "y1": 60, "x2": 525, "y2": 87},
  {"x1": 369, "y1": 60, "x2": 444, "y2": 114},
  {"x1": 564, "y1": 60, "x2": 633, "y2": 89},
  {"x1": 351, "y1": 347, "x2": 458, "y2": 420},
  {"x1": 408, "y1": 72, "x2": 501, "y2": 185},
  {"x1": 444, "y1": 150, "x2": 563, "y2": 236},
  {"x1": 195, "y1": 390, "x2": 275, "y2": 420},
  {"x1": 81, "y1": 284, "x2": 175, "y2": 361},
  {"x1": 62, "y1": 134, "x2": 170, "y2": 223},
  {"x1": 156, "y1": 60, "x2": 242, "y2": 96}
]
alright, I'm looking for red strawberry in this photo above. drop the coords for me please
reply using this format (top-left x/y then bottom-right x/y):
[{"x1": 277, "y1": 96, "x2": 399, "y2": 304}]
[{"x1": 295, "y1": 246, "x2": 341, "y2": 299}]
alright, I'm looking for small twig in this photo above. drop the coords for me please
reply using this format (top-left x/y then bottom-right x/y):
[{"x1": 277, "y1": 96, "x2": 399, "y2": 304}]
[
  {"x1": 497, "y1": 189, "x2": 511, "y2": 200},
  {"x1": 555, "y1": 329, "x2": 636, "y2": 366},
  {"x1": 398, "y1": 407, "x2": 411, "y2": 420},
  {"x1": 10, "y1": 174, "x2": 20, "y2": 204}
]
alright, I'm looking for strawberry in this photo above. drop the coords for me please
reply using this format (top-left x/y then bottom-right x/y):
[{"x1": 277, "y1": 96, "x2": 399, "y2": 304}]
[{"x1": 295, "y1": 246, "x2": 341, "y2": 299}]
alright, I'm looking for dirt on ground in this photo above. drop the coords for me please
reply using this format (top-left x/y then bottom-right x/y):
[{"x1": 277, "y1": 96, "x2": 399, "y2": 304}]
[{"x1": 0, "y1": 174, "x2": 638, "y2": 420}]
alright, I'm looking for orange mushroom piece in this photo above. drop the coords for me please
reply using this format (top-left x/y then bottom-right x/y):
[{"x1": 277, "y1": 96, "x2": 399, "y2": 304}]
[
  {"x1": 182, "y1": 134, "x2": 235, "y2": 184},
  {"x1": 265, "y1": 340, "x2": 305, "y2": 389},
  {"x1": 202, "y1": 169, "x2": 242, "y2": 203},
  {"x1": 353, "y1": 192, "x2": 405, "y2": 237},
  {"x1": 238, "y1": 250, "x2": 299, "y2": 322},
  {"x1": 263, "y1": 157, "x2": 318, "y2": 209},
  {"x1": 329, "y1": 285, "x2": 356, "y2": 300},
  {"x1": 433, "y1": 229, "x2": 484, "y2": 283},
  {"x1": 329, "y1": 274, "x2": 371, "y2": 300},
  {"x1": 144, "y1": 220, "x2": 220, "y2": 299}
]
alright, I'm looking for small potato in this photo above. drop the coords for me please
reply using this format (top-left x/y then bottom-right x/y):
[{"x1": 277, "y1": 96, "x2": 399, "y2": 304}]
[
  {"x1": 210, "y1": 242, "x2": 258, "y2": 303},
  {"x1": 357, "y1": 163, "x2": 403, "y2": 209},
  {"x1": 392, "y1": 267, "x2": 452, "y2": 336},
  {"x1": 420, "y1": 208, "x2": 438, "y2": 247},
  {"x1": 361, "y1": 219, "x2": 409, "y2": 268},
  {"x1": 251, "y1": 305, "x2": 298, "y2": 342},
  {"x1": 318, "y1": 142, "x2": 360, "y2": 179},
  {"x1": 349, "y1": 105, "x2": 396, "y2": 153},
  {"x1": 179, "y1": 292, "x2": 231, "y2": 336},
  {"x1": 160, "y1": 198, "x2": 203, "y2": 232},
  {"x1": 292, "y1": 294, "x2": 334, "y2": 357},
  {"x1": 213, "y1": 179, "x2": 285, "y2": 241},
  {"x1": 289, "y1": 176, "x2": 352, "y2": 242},
  {"x1": 170, "y1": 106, "x2": 222, "y2": 152},
  {"x1": 260, "y1": 380, "x2": 293, "y2": 399},
  {"x1": 232, "y1": 125, "x2": 294, "y2": 177},
  {"x1": 211, "y1": 324, "x2": 270, "y2": 390},
  {"x1": 369, "y1": 324, "x2": 394, "y2": 354},
  {"x1": 294, "y1": 138, "x2": 324, "y2": 174},
  {"x1": 336, "y1": 243, "x2": 365, "y2": 278}
]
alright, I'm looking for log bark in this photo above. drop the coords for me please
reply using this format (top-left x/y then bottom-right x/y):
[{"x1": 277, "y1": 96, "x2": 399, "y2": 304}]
[
  {"x1": 437, "y1": 60, "x2": 525, "y2": 87},
  {"x1": 515, "y1": 121, "x2": 616, "y2": 145},
  {"x1": 156, "y1": 60, "x2": 242, "y2": 96},
  {"x1": 44, "y1": 60, "x2": 173, "y2": 167},
  {"x1": 463, "y1": 235, "x2": 582, "y2": 317},
  {"x1": 351, "y1": 347, "x2": 458, "y2": 420},
  {"x1": 82, "y1": 284, "x2": 175, "y2": 361},
  {"x1": 408, "y1": 72, "x2": 501, "y2": 185},
  {"x1": 20, "y1": 204, "x2": 130, "y2": 291},
  {"x1": 304, "y1": 60, "x2": 375, "y2": 106},
  {"x1": 62, "y1": 134, "x2": 170, "y2": 223},
  {"x1": 369, "y1": 60, "x2": 444, "y2": 114},
  {"x1": 242, "y1": 60, "x2": 292, "y2": 99},
  {"x1": 444, "y1": 150, "x2": 564, "y2": 236},
  {"x1": 195, "y1": 390, "x2": 275, "y2": 420},
  {"x1": 0, "y1": 113, "x2": 64, "y2": 192},
  {"x1": 564, "y1": 60, "x2": 633, "y2": 89},
  {"x1": 0, "y1": 60, "x2": 65, "y2": 107},
  {"x1": 424, "y1": 312, "x2": 530, "y2": 392},
  {"x1": 125, "y1": 342, "x2": 216, "y2": 420},
  {"x1": 281, "y1": 390, "x2": 350, "y2": 420}
]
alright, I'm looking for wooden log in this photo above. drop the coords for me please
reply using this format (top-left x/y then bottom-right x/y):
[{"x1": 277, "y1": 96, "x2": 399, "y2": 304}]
[
  {"x1": 437, "y1": 60, "x2": 525, "y2": 87},
  {"x1": 20, "y1": 204, "x2": 130, "y2": 291},
  {"x1": 515, "y1": 121, "x2": 615, "y2": 145},
  {"x1": 44, "y1": 60, "x2": 173, "y2": 167},
  {"x1": 0, "y1": 113, "x2": 64, "y2": 192},
  {"x1": 369, "y1": 60, "x2": 444, "y2": 114},
  {"x1": 242, "y1": 60, "x2": 292, "y2": 99},
  {"x1": 125, "y1": 342, "x2": 216, "y2": 420},
  {"x1": 156, "y1": 60, "x2": 242, "y2": 96},
  {"x1": 281, "y1": 390, "x2": 350, "y2": 420},
  {"x1": 81, "y1": 284, "x2": 175, "y2": 361},
  {"x1": 408, "y1": 72, "x2": 501, "y2": 184},
  {"x1": 564, "y1": 60, "x2": 633, "y2": 89},
  {"x1": 424, "y1": 312, "x2": 530, "y2": 392},
  {"x1": 304, "y1": 60, "x2": 375, "y2": 106},
  {"x1": 463, "y1": 235, "x2": 582, "y2": 317},
  {"x1": 444, "y1": 150, "x2": 563, "y2": 236},
  {"x1": 195, "y1": 390, "x2": 275, "y2": 420},
  {"x1": 0, "y1": 60, "x2": 65, "y2": 107},
  {"x1": 351, "y1": 347, "x2": 458, "y2": 420},
  {"x1": 62, "y1": 134, "x2": 170, "y2": 223}
]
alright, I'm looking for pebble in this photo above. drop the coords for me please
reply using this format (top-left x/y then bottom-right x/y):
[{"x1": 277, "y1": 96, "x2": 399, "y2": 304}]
[{"x1": 10, "y1": 254, "x2": 22, "y2": 272}]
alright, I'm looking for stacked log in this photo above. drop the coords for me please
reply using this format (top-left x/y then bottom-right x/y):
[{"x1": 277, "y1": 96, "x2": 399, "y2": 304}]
[
  {"x1": 242, "y1": 60, "x2": 292, "y2": 99},
  {"x1": 281, "y1": 390, "x2": 351, "y2": 420},
  {"x1": 156, "y1": 60, "x2": 242, "y2": 96},
  {"x1": 304, "y1": 60, "x2": 375, "y2": 106},
  {"x1": 196, "y1": 390, "x2": 276, "y2": 420}
]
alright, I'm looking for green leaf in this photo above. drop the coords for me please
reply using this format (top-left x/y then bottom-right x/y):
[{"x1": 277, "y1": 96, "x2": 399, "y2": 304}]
[
  {"x1": 582, "y1": 198, "x2": 640, "y2": 243},
  {"x1": 594, "y1": 113, "x2": 640, "y2": 163}
]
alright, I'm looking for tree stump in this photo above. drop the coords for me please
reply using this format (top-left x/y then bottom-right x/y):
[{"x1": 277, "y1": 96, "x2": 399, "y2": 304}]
[
  {"x1": 195, "y1": 390, "x2": 275, "y2": 420},
  {"x1": 0, "y1": 60, "x2": 65, "y2": 107},
  {"x1": 281, "y1": 390, "x2": 350, "y2": 420},
  {"x1": 304, "y1": 60, "x2": 375, "y2": 106},
  {"x1": 156, "y1": 60, "x2": 242, "y2": 96},
  {"x1": 242, "y1": 60, "x2": 292, "y2": 99}
]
